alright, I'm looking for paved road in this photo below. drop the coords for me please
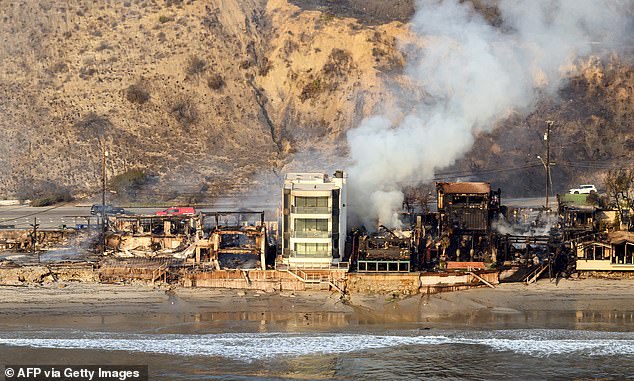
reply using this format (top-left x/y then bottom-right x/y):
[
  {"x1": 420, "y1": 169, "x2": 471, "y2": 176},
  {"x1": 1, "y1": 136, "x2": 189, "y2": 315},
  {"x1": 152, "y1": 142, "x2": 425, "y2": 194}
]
[
  {"x1": 0, "y1": 205, "x2": 92, "y2": 229},
  {"x1": 504, "y1": 197, "x2": 552, "y2": 209},
  {"x1": 0, "y1": 203, "x2": 281, "y2": 229},
  {"x1": 0, "y1": 196, "x2": 550, "y2": 229}
]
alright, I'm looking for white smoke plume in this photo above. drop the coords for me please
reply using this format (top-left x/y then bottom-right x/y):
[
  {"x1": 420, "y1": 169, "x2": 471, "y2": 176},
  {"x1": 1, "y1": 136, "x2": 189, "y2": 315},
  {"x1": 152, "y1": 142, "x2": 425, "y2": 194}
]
[{"x1": 346, "y1": 0, "x2": 631, "y2": 228}]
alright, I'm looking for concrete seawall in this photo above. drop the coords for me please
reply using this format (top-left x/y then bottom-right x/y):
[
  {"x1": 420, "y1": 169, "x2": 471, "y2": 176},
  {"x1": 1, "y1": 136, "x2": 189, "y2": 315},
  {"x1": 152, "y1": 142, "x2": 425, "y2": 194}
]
[{"x1": 1, "y1": 262, "x2": 499, "y2": 295}]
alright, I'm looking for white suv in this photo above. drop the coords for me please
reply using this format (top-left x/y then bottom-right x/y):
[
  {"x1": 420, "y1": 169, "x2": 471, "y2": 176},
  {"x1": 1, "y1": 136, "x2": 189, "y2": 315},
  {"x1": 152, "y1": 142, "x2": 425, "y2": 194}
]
[{"x1": 569, "y1": 184, "x2": 597, "y2": 194}]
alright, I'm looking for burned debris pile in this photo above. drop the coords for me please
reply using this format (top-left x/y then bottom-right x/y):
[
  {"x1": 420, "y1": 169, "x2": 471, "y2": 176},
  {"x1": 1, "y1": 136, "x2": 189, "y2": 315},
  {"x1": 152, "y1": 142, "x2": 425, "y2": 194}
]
[
  {"x1": 106, "y1": 214, "x2": 199, "y2": 256},
  {"x1": 193, "y1": 212, "x2": 275, "y2": 270},
  {"x1": 435, "y1": 182, "x2": 501, "y2": 265},
  {"x1": 2, "y1": 171, "x2": 633, "y2": 291},
  {"x1": 354, "y1": 226, "x2": 416, "y2": 272}
]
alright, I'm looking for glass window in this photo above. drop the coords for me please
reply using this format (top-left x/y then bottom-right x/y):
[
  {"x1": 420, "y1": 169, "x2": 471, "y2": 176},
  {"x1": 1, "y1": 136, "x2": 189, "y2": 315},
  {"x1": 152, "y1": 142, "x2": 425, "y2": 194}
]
[
  {"x1": 295, "y1": 197, "x2": 328, "y2": 207},
  {"x1": 295, "y1": 243, "x2": 329, "y2": 255},
  {"x1": 295, "y1": 218, "x2": 328, "y2": 232}
]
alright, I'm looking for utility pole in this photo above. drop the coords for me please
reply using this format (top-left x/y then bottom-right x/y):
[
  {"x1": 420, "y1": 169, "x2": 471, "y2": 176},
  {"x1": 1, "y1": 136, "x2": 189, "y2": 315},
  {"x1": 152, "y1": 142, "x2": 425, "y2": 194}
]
[
  {"x1": 30, "y1": 217, "x2": 40, "y2": 262},
  {"x1": 101, "y1": 139, "x2": 108, "y2": 255},
  {"x1": 544, "y1": 120, "x2": 554, "y2": 209},
  {"x1": 29, "y1": 141, "x2": 33, "y2": 198}
]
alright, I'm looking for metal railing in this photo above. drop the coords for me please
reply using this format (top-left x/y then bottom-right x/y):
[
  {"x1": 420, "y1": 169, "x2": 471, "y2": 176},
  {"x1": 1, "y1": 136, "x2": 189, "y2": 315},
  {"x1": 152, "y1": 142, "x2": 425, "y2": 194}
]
[
  {"x1": 286, "y1": 262, "x2": 332, "y2": 269},
  {"x1": 292, "y1": 231, "x2": 331, "y2": 238},
  {"x1": 291, "y1": 206, "x2": 332, "y2": 214},
  {"x1": 357, "y1": 260, "x2": 410, "y2": 272},
  {"x1": 332, "y1": 261, "x2": 350, "y2": 270}
]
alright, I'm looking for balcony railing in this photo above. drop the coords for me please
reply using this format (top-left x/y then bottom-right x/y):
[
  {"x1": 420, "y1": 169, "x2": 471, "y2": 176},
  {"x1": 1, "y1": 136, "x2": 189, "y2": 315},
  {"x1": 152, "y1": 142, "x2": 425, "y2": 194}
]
[
  {"x1": 289, "y1": 250, "x2": 331, "y2": 258},
  {"x1": 291, "y1": 206, "x2": 332, "y2": 214},
  {"x1": 292, "y1": 231, "x2": 331, "y2": 238}
]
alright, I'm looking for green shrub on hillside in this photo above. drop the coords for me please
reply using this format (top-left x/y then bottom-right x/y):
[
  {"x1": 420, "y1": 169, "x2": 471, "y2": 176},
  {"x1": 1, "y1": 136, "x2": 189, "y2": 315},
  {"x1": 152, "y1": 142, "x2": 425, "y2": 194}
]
[
  {"x1": 31, "y1": 192, "x2": 73, "y2": 207},
  {"x1": 110, "y1": 169, "x2": 150, "y2": 198},
  {"x1": 18, "y1": 181, "x2": 73, "y2": 207}
]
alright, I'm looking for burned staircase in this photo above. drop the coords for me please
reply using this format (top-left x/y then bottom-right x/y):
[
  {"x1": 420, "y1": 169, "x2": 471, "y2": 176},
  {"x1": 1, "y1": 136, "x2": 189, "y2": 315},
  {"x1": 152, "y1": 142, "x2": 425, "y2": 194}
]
[{"x1": 524, "y1": 263, "x2": 550, "y2": 284}]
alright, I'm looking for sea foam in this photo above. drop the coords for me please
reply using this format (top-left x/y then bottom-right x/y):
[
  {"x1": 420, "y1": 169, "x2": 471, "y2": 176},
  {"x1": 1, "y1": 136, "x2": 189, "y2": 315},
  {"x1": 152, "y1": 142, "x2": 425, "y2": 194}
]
[{"x1": 1, "y1": 330, "x2": 632, "y2": 360}]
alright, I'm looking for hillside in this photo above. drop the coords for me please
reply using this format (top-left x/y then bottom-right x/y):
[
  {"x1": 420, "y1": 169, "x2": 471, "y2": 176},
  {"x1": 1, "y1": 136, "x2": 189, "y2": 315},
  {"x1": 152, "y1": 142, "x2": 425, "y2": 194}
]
[
  {"x1": 0, "y1": 0, "x2": 408, "y2": 202},
  {"x1": 1, "y1": 0, "x2": 632, "y2": 203},
  {"x1": 458, "y1": 56, "x2": 634, "y2": 195}
]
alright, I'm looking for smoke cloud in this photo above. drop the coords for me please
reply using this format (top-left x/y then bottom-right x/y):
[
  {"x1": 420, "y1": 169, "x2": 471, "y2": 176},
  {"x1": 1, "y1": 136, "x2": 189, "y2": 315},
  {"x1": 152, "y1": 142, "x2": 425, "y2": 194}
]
[{"x1": 346, "y1": 0, "x2": 631, "y2": 228}]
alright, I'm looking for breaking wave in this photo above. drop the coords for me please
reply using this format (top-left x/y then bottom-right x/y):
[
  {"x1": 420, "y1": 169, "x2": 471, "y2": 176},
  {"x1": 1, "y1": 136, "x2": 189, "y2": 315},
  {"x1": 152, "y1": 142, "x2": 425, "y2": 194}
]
[{"x1": 1, "y1": 329, "x2": 633, "y2": 360}]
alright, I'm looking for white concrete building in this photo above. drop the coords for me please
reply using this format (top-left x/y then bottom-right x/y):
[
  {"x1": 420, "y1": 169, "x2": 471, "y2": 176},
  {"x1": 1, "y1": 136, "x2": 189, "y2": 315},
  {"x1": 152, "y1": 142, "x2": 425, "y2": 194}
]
[{"x1": 281, "y1": 171, "x2": 347, "y2": 268}]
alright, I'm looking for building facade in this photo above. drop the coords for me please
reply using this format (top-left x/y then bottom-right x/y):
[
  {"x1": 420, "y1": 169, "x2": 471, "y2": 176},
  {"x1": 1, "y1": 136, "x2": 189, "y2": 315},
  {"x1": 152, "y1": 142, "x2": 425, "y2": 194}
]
[
  {"x1": 281, "y1": 171, "x2": 347, "y2": 268},
  {"x1": 435, "y1": 182, "x2": 501, "y2": 262},
  {"x1": 576, "y1": 231, "x2": 634, "y2": 271}
]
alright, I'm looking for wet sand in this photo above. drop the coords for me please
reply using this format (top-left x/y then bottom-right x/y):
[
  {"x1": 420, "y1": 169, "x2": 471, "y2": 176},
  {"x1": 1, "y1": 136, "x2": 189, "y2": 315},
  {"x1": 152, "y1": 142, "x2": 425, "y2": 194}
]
[
  {"x1": 0, "y1": 278, "x2": 632, "y2": 333},
  {"x1": 1, "y1": 279, "x2": 633, "y2": 380}
]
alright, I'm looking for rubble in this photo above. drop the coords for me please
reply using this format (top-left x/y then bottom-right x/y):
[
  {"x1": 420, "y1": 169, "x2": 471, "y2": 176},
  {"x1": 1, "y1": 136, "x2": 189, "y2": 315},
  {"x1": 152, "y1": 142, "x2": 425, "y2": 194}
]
[{"x1": 2, "y1": 175, "x2": 633, "y2": 293}]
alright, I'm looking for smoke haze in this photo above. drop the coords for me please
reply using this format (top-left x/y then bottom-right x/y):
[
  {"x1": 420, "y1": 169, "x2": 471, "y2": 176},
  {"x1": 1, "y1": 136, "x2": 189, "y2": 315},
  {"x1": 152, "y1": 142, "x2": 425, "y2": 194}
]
[{"x1": 346, "y1": 0, "x2": 631, "y2": 228}]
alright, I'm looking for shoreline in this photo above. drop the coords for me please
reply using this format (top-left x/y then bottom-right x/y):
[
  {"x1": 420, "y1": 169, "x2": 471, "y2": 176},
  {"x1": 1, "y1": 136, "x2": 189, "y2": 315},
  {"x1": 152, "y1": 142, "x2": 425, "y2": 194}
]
[
  {"x1": 1, "y1": 279, "x2": 632, "y2": 381},
  {"x1": 0, "y1": 278, "x2": 632, "y2": 334}
]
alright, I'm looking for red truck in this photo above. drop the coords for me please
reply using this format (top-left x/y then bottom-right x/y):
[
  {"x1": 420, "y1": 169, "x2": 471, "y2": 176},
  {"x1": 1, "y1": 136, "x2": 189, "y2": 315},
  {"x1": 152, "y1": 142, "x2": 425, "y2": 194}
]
[{"x1": 155, "y1": 206, "x2": 196, "y2": 216}]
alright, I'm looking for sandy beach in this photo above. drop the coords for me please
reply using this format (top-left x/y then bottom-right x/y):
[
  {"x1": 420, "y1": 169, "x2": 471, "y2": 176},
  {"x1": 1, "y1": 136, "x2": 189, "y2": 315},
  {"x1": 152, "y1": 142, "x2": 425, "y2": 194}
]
[
  {"x1": 0, "y1": 278, "x2": 632, "y2": 333},
  {"x1": 0, "y1": 279, "x2": 633, "y2": 380}
]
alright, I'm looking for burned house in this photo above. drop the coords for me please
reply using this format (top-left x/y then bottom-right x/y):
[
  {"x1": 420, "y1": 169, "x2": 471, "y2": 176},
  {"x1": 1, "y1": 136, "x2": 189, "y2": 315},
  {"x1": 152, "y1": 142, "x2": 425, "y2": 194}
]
[
  {"x1": 557, "y1": 193, "x2": 620, "y2": 240},
  {"x1": 557, "y1": 194, "x2": 598, "y2": 240},
  {"x1": 576, "y1": 231, "x2": 634, "y2": 271},
  {"x1": 437, "y1": 182, "x2": 500, "y2": 232},
  {"x1": 436, "y1": 182, "x2": 501, "y2": 263},
  {"x1": 193, "y1": 212, "x2": 272, "y2": 270},
  {"x1": 106, "y1": 214, "x2": 200, "y2": 255},
  {"x1": 281, "y1": 171, "x2": 347, "y2": 269},
  {"x1": 354, "y1": 226, "x2": 412, "y2": 272}
]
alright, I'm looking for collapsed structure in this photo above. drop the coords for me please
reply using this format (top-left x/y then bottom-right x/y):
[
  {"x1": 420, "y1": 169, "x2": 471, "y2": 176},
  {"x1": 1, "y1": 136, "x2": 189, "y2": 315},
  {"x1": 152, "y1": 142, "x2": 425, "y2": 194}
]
[
  {"x1": 193, "y1": 212, "x2": 273, "y2": 270},
  {"x1": 436, "y1": 182, "x2": 501, "y2": 264},
  {"x1": 106, "y1": 214, "x2": 200, "y2": 254},
  {"x1": 557, "y1": 193, "x2": 619, "y2": 240},
  {"x1": 2, "y1": 170, "x2": 633, "y2": 294},
  {"x1": 355, "y1": 225, "x2": 417, "y2": 273}
]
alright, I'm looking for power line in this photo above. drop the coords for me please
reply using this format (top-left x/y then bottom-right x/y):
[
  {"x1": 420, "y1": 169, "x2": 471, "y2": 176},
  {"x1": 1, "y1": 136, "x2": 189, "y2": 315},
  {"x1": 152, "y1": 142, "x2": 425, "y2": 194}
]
[
  {"x1": 434, "y1": 163, "x2": 542, "y2": 179},
  {"x1": 557, "y1": 162, "x2": 634, "y2": 170}
]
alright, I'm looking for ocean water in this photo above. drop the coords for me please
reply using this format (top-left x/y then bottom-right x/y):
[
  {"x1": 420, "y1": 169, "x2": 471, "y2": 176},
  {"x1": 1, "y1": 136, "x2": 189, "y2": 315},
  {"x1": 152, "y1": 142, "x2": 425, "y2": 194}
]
[{"x1": 1, "y1": 329, "x2": 633, "y2": 380}]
